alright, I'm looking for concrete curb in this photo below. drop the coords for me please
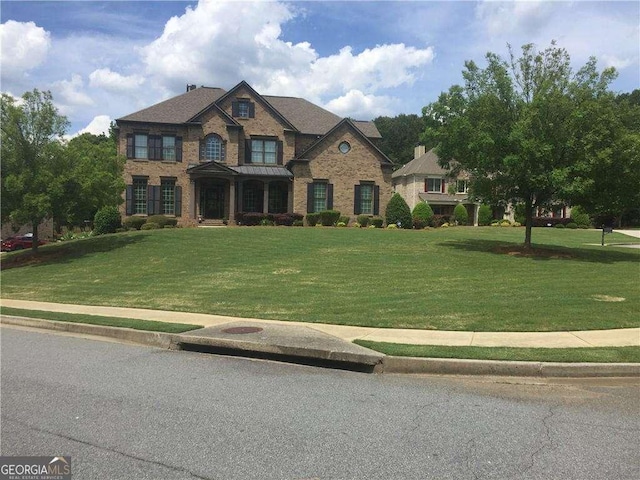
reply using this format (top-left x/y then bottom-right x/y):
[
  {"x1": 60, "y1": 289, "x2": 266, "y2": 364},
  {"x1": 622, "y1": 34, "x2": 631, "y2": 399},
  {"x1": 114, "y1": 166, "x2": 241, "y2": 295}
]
[{"x1": 2, "y1": 316, "x2": 639, "y2": 377}]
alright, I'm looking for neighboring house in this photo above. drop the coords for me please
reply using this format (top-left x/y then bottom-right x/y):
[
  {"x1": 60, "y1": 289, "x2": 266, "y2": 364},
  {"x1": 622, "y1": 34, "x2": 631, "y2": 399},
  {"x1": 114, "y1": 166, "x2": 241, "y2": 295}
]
[
  {"x1": 1, "y1": 218, "x2": 54, "y2": 241},
  {"x1": 392, "y1": 146, "x2": 478, "y2": 225},
  {"x1": 115, "y1": 81, "x2": 393, "y2": 226}
]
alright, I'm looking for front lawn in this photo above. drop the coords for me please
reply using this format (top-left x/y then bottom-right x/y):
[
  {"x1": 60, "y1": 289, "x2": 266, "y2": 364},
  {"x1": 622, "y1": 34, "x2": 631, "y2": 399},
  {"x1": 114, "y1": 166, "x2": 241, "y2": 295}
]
[{"x1": 1, "y1": 227, "x2": 638, "y2": 331}]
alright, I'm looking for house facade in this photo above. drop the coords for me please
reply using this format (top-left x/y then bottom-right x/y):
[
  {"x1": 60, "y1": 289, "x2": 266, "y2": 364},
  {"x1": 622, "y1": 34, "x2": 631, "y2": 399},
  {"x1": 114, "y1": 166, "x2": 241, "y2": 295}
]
[
  {"x1": 392, "y1": 146, "x2": 478, "y2": 225},
  {"x1": 115, "y1": 81, "x2": 393, "y2": 226}
]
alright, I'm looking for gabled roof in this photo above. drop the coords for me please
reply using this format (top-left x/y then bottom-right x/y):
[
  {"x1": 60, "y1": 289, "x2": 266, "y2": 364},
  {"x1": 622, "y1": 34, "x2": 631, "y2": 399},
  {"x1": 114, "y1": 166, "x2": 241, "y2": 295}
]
[
  {"x1": 293, "y1": 118, "x2": 392, "y2": 166},
  {"x1": 392, "y1": 148, "x2": 451, "y2": 178},
  {"x1": 116, "y1": 81, "x2": 381, "y2": 139},
  {"x1": 118, "y1": 87, "x2": 226, "y2": 124}
]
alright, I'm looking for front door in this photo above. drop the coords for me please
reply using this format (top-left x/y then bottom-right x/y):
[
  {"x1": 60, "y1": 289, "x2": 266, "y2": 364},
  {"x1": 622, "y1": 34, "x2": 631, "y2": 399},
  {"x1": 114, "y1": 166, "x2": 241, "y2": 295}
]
[{"x1": 200, "y1": 184, "x2": 225, "y2": 219}]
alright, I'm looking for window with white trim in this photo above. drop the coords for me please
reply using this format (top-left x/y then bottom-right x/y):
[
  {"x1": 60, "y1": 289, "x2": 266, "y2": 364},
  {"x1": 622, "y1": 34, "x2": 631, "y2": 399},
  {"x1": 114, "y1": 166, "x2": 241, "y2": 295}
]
[
  {"x1": 456, "y1": 180, "x2": 468, "y2": 194},
  {"x1": 133, "y1": 178, "x2": 147, "y2": 214},
  {"x1": 426, "y1": 178, "x2": 442, "y2": 193}
]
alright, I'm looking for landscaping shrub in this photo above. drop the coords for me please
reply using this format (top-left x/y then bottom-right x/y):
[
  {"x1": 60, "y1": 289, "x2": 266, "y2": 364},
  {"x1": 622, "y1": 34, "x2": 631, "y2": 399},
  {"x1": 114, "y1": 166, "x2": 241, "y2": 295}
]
[
  {"x1": 338, "y1": 216, "x2": 350, "y2": 226},
  {"x1": 293, "y1": 220, "x2": 304, "y2": 227},
  {"x1": 357, "y1": 215, "x2": 370, "y2": 227},
  {"x1": 387, "y1": 224, "x2": 398, "y2": 229},
  {"x1": 570, "y1": 206, "x2": 592, "y2": 228},
  {"x1": 478, "y1": 205, "x2": 493, "y2": 226},
  {"x1": 453, "y1": 203, "x2": 469, "y2": 225},
  {"x1": 431, "y1": 215, "x2": 449, "y2": 228},
  {"x1": 123, "y1": 217, "x2": 146, "y2": 231},
  {"x1": 566, "y1": 222, "x2": 578, "y2": 229},
  {"x1": 146, "y1": 215, "x2": 177, "y2": 228},
  {"x1": 412, "y1": 201, "x2": 433, "y2": 229},
  {"x1": 319, "y1": 210, "x2": 341, "y2": 226},
  {"x1": 141, "y1": 222, "x2": 160, "y2": 230},
  {"x1": 500, "y1": 220, "x2": 511, "y2": 227},
  {"x1": 371, "y1": 217, "x2": 384, "y2": 228},
  {"x1": 273, "y1": 213, "x2": 304, "y2": 226},
  {"x1": 531, "y1": 217, "x2": 572, "y2": 227},
  {"x1": 241, "y1": 213, "x2": 268, "y2": 226},
  {"x1": 93, "y1": 206, "x2": 121, "y2": 235},
  {"x1": 306, "y1": 213, "x2": 320, "y2": 226},
  {"x1": 385, "y1": 193, "x2": 412, "y2": 229},
  {"x1": 513, "y1": 203, "x2": 527, "y2": 225},
  {"x1": 336, "y1": 222, "x2": 347, "y2": 227},
  {"x1": 555, "y1": 223, "x2": 566, "y2": 229}
]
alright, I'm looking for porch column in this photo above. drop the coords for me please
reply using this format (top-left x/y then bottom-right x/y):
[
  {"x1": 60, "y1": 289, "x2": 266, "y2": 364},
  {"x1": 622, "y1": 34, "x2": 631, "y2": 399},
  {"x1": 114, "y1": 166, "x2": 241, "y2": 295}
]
[
  {"x1": 263, "y1": 181, "x2": 269, "y2": 214},
  {"x1": 474, "y1": 203, "x2": 480, "y2": 226},
  {"x1": 288, "y1": 180, "x2": 294, "y2": 213},
  {"x1": 189, "y1": 180, "x2": 196, "y2": 219},
  {"x1": 229, "y1": 180, "x2": 236, "y2": 225},
  {"x1": 237, "y1": 181, "x2": 243, "y2": 213}
]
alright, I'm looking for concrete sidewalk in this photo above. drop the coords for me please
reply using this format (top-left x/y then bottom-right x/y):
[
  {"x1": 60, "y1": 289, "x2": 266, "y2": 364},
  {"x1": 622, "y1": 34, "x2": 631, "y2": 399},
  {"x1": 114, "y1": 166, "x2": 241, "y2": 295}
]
[{"x1": 2, "y1": 299, "x2": 638, "y2": 348}]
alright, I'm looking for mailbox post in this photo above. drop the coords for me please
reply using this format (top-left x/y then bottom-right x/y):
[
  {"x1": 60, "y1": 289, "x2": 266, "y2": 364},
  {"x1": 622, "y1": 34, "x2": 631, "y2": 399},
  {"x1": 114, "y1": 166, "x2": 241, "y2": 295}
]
[{"x1": 601, "y1": 225, "x2": 613, "y2": 246}]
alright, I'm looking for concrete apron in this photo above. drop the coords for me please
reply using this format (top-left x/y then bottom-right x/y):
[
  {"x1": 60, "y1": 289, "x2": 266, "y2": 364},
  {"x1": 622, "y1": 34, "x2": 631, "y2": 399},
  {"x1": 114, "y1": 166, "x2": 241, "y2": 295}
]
[{"x1": 2, "y1": 315, "x2": 639, "y2": 378}]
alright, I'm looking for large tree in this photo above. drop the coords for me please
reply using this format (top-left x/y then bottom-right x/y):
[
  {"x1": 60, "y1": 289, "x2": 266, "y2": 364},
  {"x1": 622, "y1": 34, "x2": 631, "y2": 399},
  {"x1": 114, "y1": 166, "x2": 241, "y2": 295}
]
[
  {"x1": 1, "y1": 90, "x2": 69, "y2": 249},
  {"x1": 56, "y1": 132, "x2": 125, "y2": 230},
  {"x1": 373, "y1": 114, "x2": 425, "y2": 167},
  {"x1": 423, "y1": 42, "x2": 621, "y2": 247}
]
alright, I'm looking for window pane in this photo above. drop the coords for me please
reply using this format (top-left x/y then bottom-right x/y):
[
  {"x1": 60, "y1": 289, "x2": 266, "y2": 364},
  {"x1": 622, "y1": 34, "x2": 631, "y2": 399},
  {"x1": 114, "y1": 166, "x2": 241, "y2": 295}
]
[
  {"x1": 161, "y1": 180, "x2": 175, "y2": 215},
  {"x1": 427, "y1": 178, "x2": 441, "y2": 192},
  {"x1": 238, "y1": 102, "x2": 249, "y2": 118},
  {"x1": 133, "y1": 179, "x2": 147, "y2": 214},
  {"x1": 205, "y1": 136, "x2": 221, "y2": 161},
  {"x1": 457, "y1": 180, "x2": 467, "y2": 193},
  {"x1": 360, "y1": 185, "x2": 373, "y2": 215},
  {"x1": 162, "y1": 136, "x2": 175, "y2": 161},
  {"x1": 313, "y1": 183, "x2": 326, "y2": 212},
  {"x1": 135, "y1": 134, "x2": 147, "y2": 159},
  {"x1": 264, "y1": 141, "x2": 276, "y2": 164}
]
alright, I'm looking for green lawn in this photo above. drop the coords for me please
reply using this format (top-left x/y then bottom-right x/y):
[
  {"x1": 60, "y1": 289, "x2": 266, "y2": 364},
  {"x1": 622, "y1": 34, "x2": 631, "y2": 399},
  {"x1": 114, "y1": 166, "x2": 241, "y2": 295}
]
[
  {"x1": 1, "y1": 227, "x2": 638, "y2": 331},
  {"x1": 354, "y1": 340, "x2": 640, "y2": 363},
  {"x1": 0, "y1": 306, "x2": 202, "y2": 333}
]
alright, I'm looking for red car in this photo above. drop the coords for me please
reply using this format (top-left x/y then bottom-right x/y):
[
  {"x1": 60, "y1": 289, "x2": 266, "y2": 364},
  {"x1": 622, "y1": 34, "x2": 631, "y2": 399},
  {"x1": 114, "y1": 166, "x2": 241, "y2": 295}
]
[{"x1": 1, "y1": 234, "x2": 47, "y2": 252}]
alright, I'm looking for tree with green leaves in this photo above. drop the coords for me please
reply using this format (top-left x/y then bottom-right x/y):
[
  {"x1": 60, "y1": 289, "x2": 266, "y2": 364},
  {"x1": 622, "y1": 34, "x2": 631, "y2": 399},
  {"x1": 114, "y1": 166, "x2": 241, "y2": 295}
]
[
  {"x1": 1, "y1": 90, "x2": 69, "y2": 249},
  {"x1": 373, "y1": 114, "x2": 425, "y2": 167},
  {"x1": 58, "y1": 133, "x2": 125, "y2": 229},
  {"x1": 385, "y1": 193, "x2": 413, "y2": 229},
  {"x1": 423, "y1": 41, "x2": 621, "y2": 247}
]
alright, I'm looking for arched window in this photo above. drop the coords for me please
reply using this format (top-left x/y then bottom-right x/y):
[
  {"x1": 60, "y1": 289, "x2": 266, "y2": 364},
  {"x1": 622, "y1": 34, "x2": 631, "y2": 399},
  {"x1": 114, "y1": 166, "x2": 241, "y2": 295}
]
[{"x1": 200, "y1": 134, "x2": 225, "y2": 162}]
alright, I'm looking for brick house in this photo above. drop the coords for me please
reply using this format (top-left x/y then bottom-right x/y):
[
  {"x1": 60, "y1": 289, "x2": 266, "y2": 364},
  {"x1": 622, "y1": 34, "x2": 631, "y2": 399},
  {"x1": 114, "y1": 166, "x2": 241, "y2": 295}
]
[
  {"x1": 115, "y1": 81, "x2": 393, "y2": 226},
  {"x1": 392, "y1": 146, "x2": 478, "y2": 225}
]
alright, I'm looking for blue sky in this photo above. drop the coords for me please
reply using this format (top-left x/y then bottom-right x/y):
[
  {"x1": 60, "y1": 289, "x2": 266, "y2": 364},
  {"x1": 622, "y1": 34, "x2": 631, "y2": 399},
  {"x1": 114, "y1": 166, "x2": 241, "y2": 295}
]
[{"x1": 2, "y1": 0, "x2": 639, "y2": 136}]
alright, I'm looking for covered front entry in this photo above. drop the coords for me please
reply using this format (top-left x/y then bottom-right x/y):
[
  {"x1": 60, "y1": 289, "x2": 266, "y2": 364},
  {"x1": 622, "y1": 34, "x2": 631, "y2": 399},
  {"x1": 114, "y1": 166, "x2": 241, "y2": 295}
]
[{"x1": 199, "y1": 181, "x2": 226, "y2": 219}]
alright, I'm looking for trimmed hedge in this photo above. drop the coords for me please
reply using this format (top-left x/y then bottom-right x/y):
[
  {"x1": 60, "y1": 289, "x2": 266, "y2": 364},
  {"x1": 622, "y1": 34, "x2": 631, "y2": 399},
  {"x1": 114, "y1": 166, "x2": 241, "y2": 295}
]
[
  {"x1": 412, "y1": 201, "x2": 433, "y2": 229},
  {"x1": 319, "y1": 210, "x2": 341, "y2": 226},
  {"x1": 93, "y1": 206, "x2": 121, "y2": 235},
  {"x1": 453, "y1": 203, "x2": 469, "y2": 225},
  {"x1": 478, "y1": 205, "x2": 493, "y2": 226},
  {"x1": 371, "y1": 217, "x2": 384, "y2": 228},
  {"x1": 385, "y1": 193, "x2": 412, "y2": 229},
  {"x1": 306, "y1": 213, "x2": 320, "y2": 226},
  {"x1": 146, "y1": 215, "x2": 178, "y2": 228},
  {"x1": 357, "y1": 215, "x2": 370, "y2": 227},
  {"x1": 123, "y1": 217, "x2": 146, "y2": 231}
]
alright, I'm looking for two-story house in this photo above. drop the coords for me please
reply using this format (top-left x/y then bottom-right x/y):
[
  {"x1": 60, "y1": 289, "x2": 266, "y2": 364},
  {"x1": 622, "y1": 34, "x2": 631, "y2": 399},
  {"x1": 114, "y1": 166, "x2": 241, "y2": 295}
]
[
  {"x1": 392, "y1": 146, "x2": 478, "y2": 225},
  {"x1": 115, "y1": 81, "x2": 393, "y2": 226}
]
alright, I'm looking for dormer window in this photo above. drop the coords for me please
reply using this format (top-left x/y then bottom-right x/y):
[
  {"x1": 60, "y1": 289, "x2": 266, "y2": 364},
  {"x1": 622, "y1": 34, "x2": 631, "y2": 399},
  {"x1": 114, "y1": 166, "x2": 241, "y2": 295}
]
[{"x1": 232, "y1": 99, "x2": 255, "y2": 119}]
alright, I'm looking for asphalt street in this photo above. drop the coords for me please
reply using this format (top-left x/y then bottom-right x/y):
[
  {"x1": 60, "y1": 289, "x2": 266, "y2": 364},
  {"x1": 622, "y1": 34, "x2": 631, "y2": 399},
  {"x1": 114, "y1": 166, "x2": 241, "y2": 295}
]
[{"x1": 1, "y1": 327, "x2": 639, "y2": 480}]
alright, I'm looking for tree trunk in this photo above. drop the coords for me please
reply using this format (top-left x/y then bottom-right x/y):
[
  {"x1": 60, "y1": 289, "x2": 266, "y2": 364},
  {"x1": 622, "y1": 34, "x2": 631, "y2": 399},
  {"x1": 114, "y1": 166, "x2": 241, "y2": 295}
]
[
  {"x1": 524, "y1": 198, "x2": 533, "y2": 249},
  {"x1": 32, "y1": 221, "x2": 39, "y2": 252}
]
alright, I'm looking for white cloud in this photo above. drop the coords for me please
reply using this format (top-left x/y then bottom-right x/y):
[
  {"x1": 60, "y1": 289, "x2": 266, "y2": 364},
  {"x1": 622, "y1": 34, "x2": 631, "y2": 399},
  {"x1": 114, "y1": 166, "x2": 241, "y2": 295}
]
[
  {"x1": 475, "y1": 1, "x2": 558, "y2": 37},
  {"x1": 52, "y1": 74, "x2": 94, "y2": 114},
  {"x1": 89, "y1": 68, "x2": 145, "y2": 92},
  {"x1": 75, "y1": 115, "x2": 112, "y2": 136},
  {"x1": 0, "y1": 20, "x2": 51, "y2": 78},
  {"x1": 323, "y1": 90, "x2": 397, "y2": 120}
]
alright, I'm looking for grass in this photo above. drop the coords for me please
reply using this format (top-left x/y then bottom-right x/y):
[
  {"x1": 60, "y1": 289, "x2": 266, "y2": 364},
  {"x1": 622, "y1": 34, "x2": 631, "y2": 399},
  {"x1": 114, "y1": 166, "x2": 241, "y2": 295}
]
[
  {"x1": 354, "y1": 340, "x2": 640, "y2": 363},
  {"x1": 1, "y1": 227, "x2": 638, "y2": 331},
  {"x1": 0, "y1": 306, "x2": 203, "y2": 333}
]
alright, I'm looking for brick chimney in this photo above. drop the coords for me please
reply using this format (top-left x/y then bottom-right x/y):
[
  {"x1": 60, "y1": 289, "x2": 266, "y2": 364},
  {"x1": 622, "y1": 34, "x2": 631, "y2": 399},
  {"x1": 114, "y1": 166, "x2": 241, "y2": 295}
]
[{"x1": 414, "y1": 145, "x2": 426, "y2": 159}]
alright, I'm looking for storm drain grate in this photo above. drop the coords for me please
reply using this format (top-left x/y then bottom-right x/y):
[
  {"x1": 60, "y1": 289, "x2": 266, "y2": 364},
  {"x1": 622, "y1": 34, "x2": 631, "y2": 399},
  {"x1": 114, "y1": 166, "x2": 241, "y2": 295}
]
[{"x1": 221, "y1": 326, "x2": 264, "y2": 334}]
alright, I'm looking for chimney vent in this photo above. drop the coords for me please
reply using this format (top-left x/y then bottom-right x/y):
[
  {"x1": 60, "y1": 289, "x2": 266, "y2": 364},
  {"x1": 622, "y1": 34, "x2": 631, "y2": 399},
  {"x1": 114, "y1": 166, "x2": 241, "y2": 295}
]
[{"x1": 186, "y1": 84, "x2": 196, "y2": 92}]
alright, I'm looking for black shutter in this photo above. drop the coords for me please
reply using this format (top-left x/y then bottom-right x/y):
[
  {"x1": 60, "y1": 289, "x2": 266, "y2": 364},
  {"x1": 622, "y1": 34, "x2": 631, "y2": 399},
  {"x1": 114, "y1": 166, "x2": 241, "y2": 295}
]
[
  {"x1": 354, "y1": 185, "x2": 362, "y2": 215},
  {"x1": 232, "y1": 101, "x2": 239, "y2": 117},
  {"x1": 148, "y1": 136, "x2": 161, "y2": 160},
  {"x1": 199, "y1": 139, "x2": 205, "y2": 161},
  {"x1": 126, "y1": 134, "x2": 134, "y2": 158},
  {"x1": 373, "y1": 185, "x2": 380, "y2": 215},
  {"x1": 327, "y1": 183, "x2": 334, "y2": 210},
  {"x1": 175, "y1": 186, "x2": 182, "y2": 217},
  {"x1": 307, "y1": 183, "x2": 314, "y2": 213},
  {"x1": 175, "y1": 136, "x2": 182, "y2": 162},
  {"x1": 245, "y1": 139, "x2": 252, "y2": 164},
  {"x1": 222, "y1": 141, "x2": 226, "y2": 161},
  {"x1": 126, "y1": 185, "x2": 133, "y2": 215},
  {"x1": 277, "y1": 141, "x2": 283, "y2": 165},
  {"x1": 147, "y1": 185, "x2": 154, "y2": 214},
  {"x1": 153, "y1": 186, "x2": 161, "y2": 215},
  {"x1": 248, "y1": 102, "x2": 255, "y2": 118}
]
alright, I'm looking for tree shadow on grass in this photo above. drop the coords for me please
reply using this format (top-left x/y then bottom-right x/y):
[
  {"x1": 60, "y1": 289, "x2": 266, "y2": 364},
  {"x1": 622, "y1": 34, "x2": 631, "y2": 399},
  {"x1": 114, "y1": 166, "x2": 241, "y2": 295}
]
[
  {"x1": 0, "y1": 233, "x2": 150, "y2": 270},
  {"x1": 438, "y1": 239, "x2": 639, "y2": 264}
]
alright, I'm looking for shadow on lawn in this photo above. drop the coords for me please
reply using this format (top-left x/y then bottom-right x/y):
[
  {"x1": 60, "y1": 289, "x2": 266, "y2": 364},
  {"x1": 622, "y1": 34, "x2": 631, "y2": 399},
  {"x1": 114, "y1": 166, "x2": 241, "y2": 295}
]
[
  {"x1": 0, "y1": 233, "x2": 150, "y2": 270},
  {"x1": 438, "y1": 239, "x2": 639, "y2": 264}
]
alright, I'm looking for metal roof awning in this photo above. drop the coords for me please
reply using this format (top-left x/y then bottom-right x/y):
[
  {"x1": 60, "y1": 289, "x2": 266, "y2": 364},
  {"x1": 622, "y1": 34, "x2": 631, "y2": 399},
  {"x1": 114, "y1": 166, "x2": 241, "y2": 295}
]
[
  {"x1": 230, "y1": 165, "x2": 293, "y2": 178},
  {"x1": 419, "y1": 193, "x2": 473, "y2": 205}
]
